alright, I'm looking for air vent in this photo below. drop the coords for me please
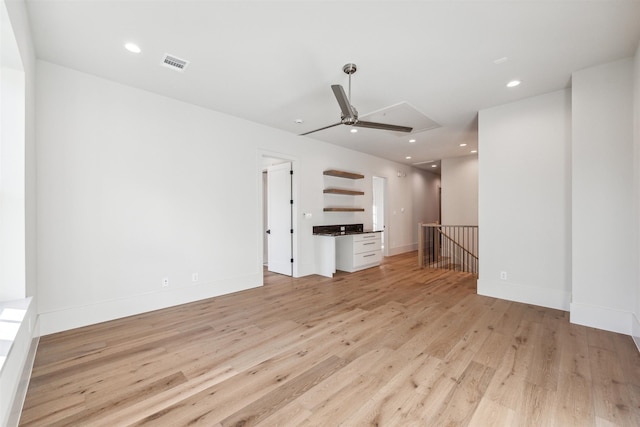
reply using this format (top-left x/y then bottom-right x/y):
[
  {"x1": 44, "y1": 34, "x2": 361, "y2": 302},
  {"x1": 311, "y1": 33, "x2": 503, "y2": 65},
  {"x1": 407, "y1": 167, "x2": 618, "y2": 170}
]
[{"x1": 161, "y1": 54, "x2": 189, "y2": 72}]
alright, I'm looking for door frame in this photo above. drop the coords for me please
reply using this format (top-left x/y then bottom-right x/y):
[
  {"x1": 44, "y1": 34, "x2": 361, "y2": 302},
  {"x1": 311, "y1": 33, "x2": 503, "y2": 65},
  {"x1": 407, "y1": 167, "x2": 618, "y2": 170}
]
[
  {"x1": 258, "y1": 151, "x2": 299, "y2": 278},
  {"x1": 372, "y1": 175, "x2": 390, "y2": 257}
]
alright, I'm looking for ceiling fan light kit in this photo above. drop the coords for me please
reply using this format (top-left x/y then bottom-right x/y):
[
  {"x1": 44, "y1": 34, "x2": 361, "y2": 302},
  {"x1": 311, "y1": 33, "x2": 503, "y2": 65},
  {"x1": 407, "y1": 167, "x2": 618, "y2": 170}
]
[{"x1": 301, "y1": 63, "x2": 413, "y2": 136}]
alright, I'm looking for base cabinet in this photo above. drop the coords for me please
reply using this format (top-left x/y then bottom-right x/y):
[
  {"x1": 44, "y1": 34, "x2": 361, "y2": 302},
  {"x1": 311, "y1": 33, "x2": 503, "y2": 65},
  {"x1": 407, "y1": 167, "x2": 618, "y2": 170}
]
[{"x1": 335, "y1": 232, "x2": 382, "y2": 272}]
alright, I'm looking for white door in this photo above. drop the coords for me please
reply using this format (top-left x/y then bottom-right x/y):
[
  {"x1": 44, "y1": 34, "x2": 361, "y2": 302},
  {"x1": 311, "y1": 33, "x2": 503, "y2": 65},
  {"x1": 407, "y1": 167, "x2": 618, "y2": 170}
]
[{"x1": 267, "y1": 162, "x2": 292, "y2": 276}]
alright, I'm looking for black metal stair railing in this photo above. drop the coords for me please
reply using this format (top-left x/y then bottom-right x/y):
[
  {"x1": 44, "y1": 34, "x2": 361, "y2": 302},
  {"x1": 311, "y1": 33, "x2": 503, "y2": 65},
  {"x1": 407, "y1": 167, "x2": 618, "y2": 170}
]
[{"x1": 418, "y1": 223, "x2": 478, "y2": 275}]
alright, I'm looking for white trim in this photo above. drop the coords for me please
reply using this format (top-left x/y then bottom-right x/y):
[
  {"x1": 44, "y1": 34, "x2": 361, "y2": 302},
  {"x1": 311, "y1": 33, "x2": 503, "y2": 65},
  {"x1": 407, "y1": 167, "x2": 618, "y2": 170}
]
[
  {"x1": 39, "y1": 273, "x2": 261, "y2": 335},
  {"x1": 6, "y1": 318, "x2": 38, "y2": 427},
  {"x1": 257, "y1": 150, "x2": 300, "y2": 277},
  {"x1": 0, "y1": 298, "x2": 37, "y2": 427},
  {"x1": 477, "y1": 279, "x2": 570, "y2": 311},
  {"x1": 569, "y1": 301, "x2": 633, "y2": 336},
  {"x1": 388, "y1": 243, "x2": 417, "y2": 257},
  {"x1": 632, "y1": 312, "x2": 640, "y2": 353},
  {"x1": 372, "y1": 175, "x2": 389, "y2": 257}
]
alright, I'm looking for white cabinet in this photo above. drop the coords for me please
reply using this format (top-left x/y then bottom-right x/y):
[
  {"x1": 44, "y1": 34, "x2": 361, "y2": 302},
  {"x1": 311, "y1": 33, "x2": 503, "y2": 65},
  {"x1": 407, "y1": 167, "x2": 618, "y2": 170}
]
[{"x1": 335, "y1": 232, "x2": 382, "y2": 272}]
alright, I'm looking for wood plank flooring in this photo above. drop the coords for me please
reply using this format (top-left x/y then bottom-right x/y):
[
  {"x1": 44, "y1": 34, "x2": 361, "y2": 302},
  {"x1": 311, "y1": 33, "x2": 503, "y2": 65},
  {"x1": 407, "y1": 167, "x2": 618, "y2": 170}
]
[{"x1": 20, "y1": 252, "x2": 640, "y2": 426}]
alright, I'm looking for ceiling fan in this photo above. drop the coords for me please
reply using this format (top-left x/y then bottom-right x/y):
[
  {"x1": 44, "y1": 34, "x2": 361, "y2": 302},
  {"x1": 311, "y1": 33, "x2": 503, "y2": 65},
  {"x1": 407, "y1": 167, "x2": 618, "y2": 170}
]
[{"x1": 301, "y1": 63, "x2": 413, "y2": 136}]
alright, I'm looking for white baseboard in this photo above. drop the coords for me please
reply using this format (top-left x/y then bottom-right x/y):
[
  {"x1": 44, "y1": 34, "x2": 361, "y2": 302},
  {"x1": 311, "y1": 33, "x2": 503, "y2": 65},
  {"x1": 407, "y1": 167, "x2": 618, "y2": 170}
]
[
  {"x1": 569, "y1": 301, "x2": 633, "y2": 336},
  {"x1": 388, "y1": 243, "x2": 418, "y2": 257},
  {"x1": 295, "y1": 261, "x2": 316, "y2": 278},
  {"x1": 477, "y1": 279, "x2": 570, "y2": 311},
  {"x1": 39, "y1": 272, "x2": 262, "y2": 335},
  {"x1": 633, "y1": 313, "x2": 640, "y2": 353}
]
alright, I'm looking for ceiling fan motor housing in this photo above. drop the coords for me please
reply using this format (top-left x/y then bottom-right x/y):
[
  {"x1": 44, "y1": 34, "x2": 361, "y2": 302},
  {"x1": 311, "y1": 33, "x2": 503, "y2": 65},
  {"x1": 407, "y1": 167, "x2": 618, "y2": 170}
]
[{"x1": 341, "y1": 105, "x2": 358, "y2": 124}]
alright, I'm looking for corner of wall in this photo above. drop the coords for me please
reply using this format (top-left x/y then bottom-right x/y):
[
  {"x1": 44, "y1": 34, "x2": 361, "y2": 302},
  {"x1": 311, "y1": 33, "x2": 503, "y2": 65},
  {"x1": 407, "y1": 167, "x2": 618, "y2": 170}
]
[
  {"x1": 38, "y1": 273, "x2": 262, "y2": 335},
  {"x1": 478, "y1": 278, "x2": 570, "y2": 312},
  {"x1": 570, "y1": 301, "x2": 633, "y2": 336}
]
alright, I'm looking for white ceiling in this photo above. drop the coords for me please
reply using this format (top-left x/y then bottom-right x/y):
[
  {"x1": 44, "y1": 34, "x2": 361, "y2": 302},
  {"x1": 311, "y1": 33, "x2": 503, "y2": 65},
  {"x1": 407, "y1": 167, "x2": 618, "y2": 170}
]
[{"x1": 25, "y1": 0, "x2": 640, "y2": 170}]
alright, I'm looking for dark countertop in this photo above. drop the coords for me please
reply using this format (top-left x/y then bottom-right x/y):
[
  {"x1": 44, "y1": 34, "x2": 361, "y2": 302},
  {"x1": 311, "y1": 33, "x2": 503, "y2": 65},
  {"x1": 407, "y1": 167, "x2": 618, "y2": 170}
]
[
  {"x1": 312, "y1": 223, "x2": 383, "y2": 236},
  {"x1": 313, "y1": 230, "x2": 383, "y2": 236}
]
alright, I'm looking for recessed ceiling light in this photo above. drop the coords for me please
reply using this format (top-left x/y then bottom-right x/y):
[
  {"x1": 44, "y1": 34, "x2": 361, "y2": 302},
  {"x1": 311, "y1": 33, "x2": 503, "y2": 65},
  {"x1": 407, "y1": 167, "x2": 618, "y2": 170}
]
[
  {"x1": 405, "y1": 156, "x2": 412, "y2": 160},
  {"x1": 294, "y1": 119, "x2": 304, "y2": 124},
  {"x1": 350, "y1": 128, "x2": 358, "y2": 133},
  {"x1": 124, "y1": 43, "x2": 141, "y2": 53},
  {"x1": 459, "y1": 143, "x2": 467, "y2": 147},
  {"x1": 471, "y1": 150, "x2": 478, "y2": 153},
  {"x1": 507, "y1": 80, "x2": 521, "y2": 88},
  {"x1": 409, "y1": 139, "x2": 416, "y2": 143},
  {"x1": 431, "y1": 164, "x2": 437, "y2": 168}
]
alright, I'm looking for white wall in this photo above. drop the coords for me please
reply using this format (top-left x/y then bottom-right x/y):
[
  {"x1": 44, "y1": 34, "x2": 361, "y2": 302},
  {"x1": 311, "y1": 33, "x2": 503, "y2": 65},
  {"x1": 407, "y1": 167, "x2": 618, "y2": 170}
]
[
  {"x1": 634, "y1": 42, "x2": 640, "y2": 349},
  {"x1": 411, "y1": 168, "x2": 440, "y2": 226},
  {"x1": 478, "y1": 89, "x2": 572, "y2": 311},
  {"x1": 571, "y1": 58, "x2": 637, "y2": 335},
  {"x1": 441, "y1": 155, "x2": 478, "y2": 226},
  {"x1": 36, "y1": 60, "x2": 427, "y2": 335}
]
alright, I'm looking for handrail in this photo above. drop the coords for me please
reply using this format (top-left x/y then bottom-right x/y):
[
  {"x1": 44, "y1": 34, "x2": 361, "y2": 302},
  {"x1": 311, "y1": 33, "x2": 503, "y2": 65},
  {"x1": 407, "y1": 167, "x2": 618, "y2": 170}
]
[{"x1": 436, "y1": 228, "x2": 478, "y2": 261}]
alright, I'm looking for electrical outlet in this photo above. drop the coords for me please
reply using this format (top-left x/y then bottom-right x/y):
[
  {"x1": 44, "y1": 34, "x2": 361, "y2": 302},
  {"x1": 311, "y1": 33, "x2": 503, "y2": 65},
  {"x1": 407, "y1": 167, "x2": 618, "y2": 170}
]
[
  {"x1": 192, "y1": 273, "x2": 199, "y2": 282},
  {"x1": 162, "y1": 277, "x2": 169, "y2": 287},
  {"x1": 500, "y1": 271, "x2": 507, "y2": 280}
]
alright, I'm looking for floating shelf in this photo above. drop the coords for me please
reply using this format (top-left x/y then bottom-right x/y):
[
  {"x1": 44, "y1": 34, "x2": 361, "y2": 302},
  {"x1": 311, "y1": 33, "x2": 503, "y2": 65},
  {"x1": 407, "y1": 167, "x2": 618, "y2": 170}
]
[
  {"x1": 323, "y1": 170, "x2": 365, "y2": 212},
  {"x1": 323, "y1": 170, "x2": 365, "y2": 180},
  {"x1": 324, "y1": 207, "x2": 365, "y2": 212},
  {"x1": 323, "y1": 188, "x2": 365, "y2": 196}
]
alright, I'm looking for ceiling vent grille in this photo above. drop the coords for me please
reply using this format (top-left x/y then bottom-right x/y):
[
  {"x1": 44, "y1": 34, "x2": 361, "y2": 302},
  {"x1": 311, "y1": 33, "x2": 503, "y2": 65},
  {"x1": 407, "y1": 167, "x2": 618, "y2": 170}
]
[{"x1": 161, "y1": 54, "x2": 189, "y2": 72}]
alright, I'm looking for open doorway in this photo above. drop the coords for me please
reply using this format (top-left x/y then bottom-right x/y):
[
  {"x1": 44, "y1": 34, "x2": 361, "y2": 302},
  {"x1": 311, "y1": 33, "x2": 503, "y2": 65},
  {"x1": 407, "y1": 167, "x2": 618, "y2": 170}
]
[
  {"x1": 372, "y1": 176, "x2": 389, "y2": 257},
  {"x1": 261, "y1": 156, "x2": 296, "y2": 277}
]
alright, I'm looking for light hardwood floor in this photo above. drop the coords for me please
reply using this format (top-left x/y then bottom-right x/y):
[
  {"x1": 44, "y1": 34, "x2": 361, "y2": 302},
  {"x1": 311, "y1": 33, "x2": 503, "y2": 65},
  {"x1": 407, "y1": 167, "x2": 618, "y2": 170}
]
[{"x1": 20, "y1": 252, "x2": 640, "y2": 426}]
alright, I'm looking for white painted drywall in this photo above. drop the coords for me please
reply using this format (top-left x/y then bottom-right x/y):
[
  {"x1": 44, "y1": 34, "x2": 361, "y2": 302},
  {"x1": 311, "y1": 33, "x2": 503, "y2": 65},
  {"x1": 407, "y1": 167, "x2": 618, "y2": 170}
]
[
  {"x1": 411, "y1": 169, "x2": 440, "y2": 225},
  {"x1": 36, "y1": 61, "x2": 427, "y2": 335},
  {"x1": 478, "y1": 89, "x2": 572, "y2": 311},
  {"x1": 441, "y1": 155, "x2": 478, "y2": 226},
  {"x1": 571, "y1": 58, "x2": 636, "y2": 335}
]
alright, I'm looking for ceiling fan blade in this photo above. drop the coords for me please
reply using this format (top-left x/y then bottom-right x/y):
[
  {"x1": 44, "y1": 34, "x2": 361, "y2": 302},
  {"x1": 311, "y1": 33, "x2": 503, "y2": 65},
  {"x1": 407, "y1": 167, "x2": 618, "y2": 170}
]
[
  {"x1": 299, "y1": 122, "x2": 342, "y2": 136},
  {"x1": 354, "y1": 120, "x2": 413, "y2": 133},
  {"x1": 331, "y1": 85, "x2": 356, "y2": 119}
]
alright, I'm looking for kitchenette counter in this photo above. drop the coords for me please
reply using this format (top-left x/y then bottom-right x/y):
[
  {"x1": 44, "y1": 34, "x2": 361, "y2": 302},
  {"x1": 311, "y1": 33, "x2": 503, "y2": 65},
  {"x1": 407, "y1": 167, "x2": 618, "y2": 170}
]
[
  {"x1": 313, "y1": 230, "x2": 383, "y2": 237},
  {"x1": 314, "y1": 224, "x2": 383, "y2": 277},
  {"x1": 312, "y1": 223, "x2": 383, "y2": 236}
]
